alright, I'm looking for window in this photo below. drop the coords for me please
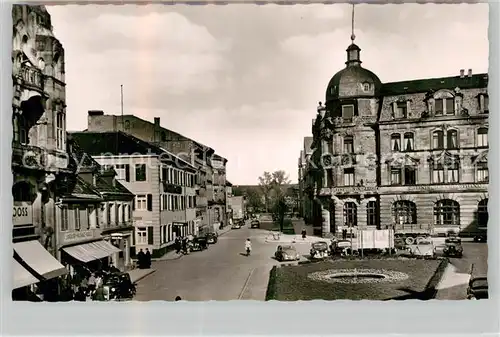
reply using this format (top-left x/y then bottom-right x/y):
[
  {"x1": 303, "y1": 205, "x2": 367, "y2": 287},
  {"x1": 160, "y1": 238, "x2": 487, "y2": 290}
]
[
  {"x1": 363, "y1": 83, "x2": 370, "y2": 91},
  {"x1": 477, "y1": 128, "x2": 488, "y2": 147},
  {"x1": 476, "y1": 161, "x2": 488, "y2": 182},
  {"x1": 366, "y1": 201, "x2": 378, "y2": 227},
  {"x1": 136, "y1": 227, "x2": 147, "y2": 245},
  {"x1": 432, "y1": 163, "x2": 444, "y2": 183},
  {"x1": 61, "y1": 205, "x2": 69, "y2": 231},
  {"x1": 403, "y1": 133, "x2": 414, "y2": 151},
  {"x1": 124, "y1": 204, "x2": 129, "y2": 222},
  {"x1": 74, "y1": 206, "x2": 81, "y2": 231},
  {"x1": 135, "y1": 164, "x2": 147, "y2": 181},
  {"x1": 404, "y1": 166, "x2": 417, "y2": 185},
  {"x1": 56, "y1": 112, "x2": 65, "y2": 150},
  {"x1": 343, "y1": 168, "x2": 355, "y2": 186},
  {"x1": 392, "y1": 201, "x2": 417, "y2": 224},
  {"x1": 342, "y1": 105, "x2": 355, "y2": 122},
  {"x1": 434, "y1": 199, "x2": 460, "y2": 226},
  {"x1": 477, "y1": 199, "x2": 488, "y2": 227},
  {"x1": 135, "y1": 195, "x2": 147, "y2": 211},
  {"x1": 391, "y1": 134, "x2": 401, "y2": 151},
  {"x1": 390, "y1": 167, "x2": 401, "y2": 185},
  {"x1": 114, "y1": 164, "x2": 127, "y2": 180},
  {"x1": 394, "y1": 101, "x2": 407, "y2": 118},
  {"x1": 88, "y1": 205, "x2": 97, "y2": 229},
  {"x1": 447, "y1": 130, "x2": 458, "y2": 149},
  {"x1": 326, "y1": 141, "x2": 334, "y2": 155},
  {"x1": 326, "y1": 169, "x2": 334, "y2": 187},
  {"x1": 343, "y1": 202, "x2": 357, "y2": 227},
  {"x1": 343, "y1": 136, "x2": 354, "y2": 153},
  {"x1": 480, "y1": 95, "x2": 489, "y2": 113},
  {"x1": 447, "y1": 161, "x2": 459, "y2": 183},
  {"x1": 13, "y1": 114, "x2": 28, "y2": 144},
  {"x1": 432, "y1": 130, "x2": 444, "y2": 149},
  {"x1": 435, "y1": 98, "x2": 454, "y2": 115},
  {"x1": 117, "y1": 204, "x2": 122, "y2": 224}
]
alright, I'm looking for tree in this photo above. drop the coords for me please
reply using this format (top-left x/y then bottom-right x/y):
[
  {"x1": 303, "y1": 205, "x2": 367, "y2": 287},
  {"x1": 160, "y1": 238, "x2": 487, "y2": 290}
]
[
  {"x1": 245, "y1": 188, "x2": 264, "y2": 212},
  {"x1": 258, "y1": 170, "x2": 291, "y2": 232}
]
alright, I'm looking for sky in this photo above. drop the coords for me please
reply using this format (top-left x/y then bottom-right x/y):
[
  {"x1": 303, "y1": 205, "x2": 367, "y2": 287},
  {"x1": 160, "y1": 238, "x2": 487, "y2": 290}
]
[{"x1": 46, "y1": 3, "x2": 489, "y2": 185}]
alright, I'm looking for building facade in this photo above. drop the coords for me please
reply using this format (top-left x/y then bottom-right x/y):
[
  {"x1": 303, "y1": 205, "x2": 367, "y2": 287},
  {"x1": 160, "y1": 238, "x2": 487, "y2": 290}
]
[
  {"x1": 11, "y1": 5, "x2": 71, "y2": 299},
  {"x1": 85, "y1": 112, "x2": 229, "y2": 235},
  {"x1": 70, "y1": 131, "x2": 198, "y2": 257},
  {"x1": 304, "y1": 40, "x2": 489, "y2": 238},
  {"x1": 298, "y1": 137, "x2": 314, "y2": 221}
]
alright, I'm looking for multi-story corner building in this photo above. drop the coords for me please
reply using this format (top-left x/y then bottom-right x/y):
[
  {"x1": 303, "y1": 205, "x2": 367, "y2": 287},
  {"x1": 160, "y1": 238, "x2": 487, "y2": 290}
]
[
  {"x1": 11, "y1": 5, "x2": 71, "y2": 298},
  {"x1": 57, "y1": 136, "x2": 135, "y2": 273},
  {"x1": 209, "y1": 154, "x2": 228, "y2": 230},
  {"x1": 85, "y1": 112, "x2": 228, "y2": 234},
  {"x1": 298, "y1": 137, "x2": 314, "y2": 221},
  {"x1": 70, "y1": 131, "x2": 198, "y2": 257},
  {"x1": 305, "y1": 38, "x2": 489, "y2": 238}
]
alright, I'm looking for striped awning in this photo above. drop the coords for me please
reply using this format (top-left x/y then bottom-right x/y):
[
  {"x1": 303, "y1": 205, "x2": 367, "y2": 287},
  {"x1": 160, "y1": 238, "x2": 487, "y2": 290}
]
[
  {"x1": 13, "y1": 259, "x2": 40, "y2": 290},
  {"x1": 62, "y1": 240, "x2": 121, "y2": 263},
  {"x1": 13, "y1": 240, "x2": 68, "y2": 281}
]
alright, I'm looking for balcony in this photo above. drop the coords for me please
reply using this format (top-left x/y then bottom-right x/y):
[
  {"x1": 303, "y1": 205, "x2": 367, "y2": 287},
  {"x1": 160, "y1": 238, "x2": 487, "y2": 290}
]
[
  {"x1": 20, "y1": 64, "x2": 44, "y2": 93},
  {"x1": 162, "y1": 182, "x2": 182, "y2": 194},
  {"x1": 12, "y1": 142, "x2": 69, "y2": 172}
]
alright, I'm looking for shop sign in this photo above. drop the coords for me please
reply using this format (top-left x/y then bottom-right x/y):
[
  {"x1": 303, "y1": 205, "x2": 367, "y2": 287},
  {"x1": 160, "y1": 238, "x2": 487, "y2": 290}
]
[
  {"x1": 13, "y1": 202, "x2": 33, "y2": 226},
  {"x1": 63, "y1": 230, "x2": 94, "y2": 243}
]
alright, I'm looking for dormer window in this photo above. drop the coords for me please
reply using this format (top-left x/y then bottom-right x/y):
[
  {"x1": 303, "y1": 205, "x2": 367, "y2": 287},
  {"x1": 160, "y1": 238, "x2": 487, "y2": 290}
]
[
  {"x1": 363, "y1": 83, "x2": 370, "y2": 92},
  {"x1": 342, "y1": 105, "x2": 355, "y2": 123},
  {"x1": 435, "y1": 98, "x2": 454, "y2": 115},
  {"x1": 479, "y1": 94, "x2": 489, "y2": 113},
  {"x1": 393, "y1": 101, "x2": 408, "y2": 119}
]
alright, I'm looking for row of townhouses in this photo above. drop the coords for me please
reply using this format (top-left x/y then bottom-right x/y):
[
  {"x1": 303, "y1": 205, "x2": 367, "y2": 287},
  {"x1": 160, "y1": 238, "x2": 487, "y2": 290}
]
[
  {"x1": 11, "y1": 4, "x2": 233, "y2": 300},
  {"x1": 298, "y1": 39, "x2": 489, "y2": 238}
]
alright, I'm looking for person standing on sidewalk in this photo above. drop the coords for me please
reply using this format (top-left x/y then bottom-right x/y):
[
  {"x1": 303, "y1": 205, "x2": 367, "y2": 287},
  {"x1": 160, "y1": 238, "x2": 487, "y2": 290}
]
[{"x1": 145, "y1": 248, "x2": 152, "y2": 268}]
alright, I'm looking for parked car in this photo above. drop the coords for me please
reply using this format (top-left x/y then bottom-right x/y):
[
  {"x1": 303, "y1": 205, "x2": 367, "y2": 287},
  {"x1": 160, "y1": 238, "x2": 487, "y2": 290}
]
[
  {"x1": 406, "y1": 237, "x2": 435, "y2": 257},
  {"x1": 331, "y1": 239, "x2": 351, "y2": 255},
  {"x1": 275, "y1": 245, "x2": 300, "y2": 262},
  {"x1": 443, "y1": 237, "x2": 463, "y2": 258},
  {"x1": 473, "y1": 228, "x2": 487, "y2": 242},
  {"x1": 467, "y1": 277, "x2": 488, "y2": 300},
  {"x1": 206, "y1": 232, "x2": 218, "y2": 244},
  {"x1": 231, "y1": 223, "x2": 241, "y2": 229},
  {"x1": 310, "y1": 241, "x2": 329, "y2": 260},
  {"x1": 250, "y1": 219, "x2": 260, "y2": 228}
]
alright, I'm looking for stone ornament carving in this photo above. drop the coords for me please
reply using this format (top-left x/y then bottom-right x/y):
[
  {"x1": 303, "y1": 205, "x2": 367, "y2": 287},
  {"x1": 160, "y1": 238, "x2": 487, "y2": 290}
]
[{"x1": 320, "y1": 128, "x2": 333, "y2": 140}]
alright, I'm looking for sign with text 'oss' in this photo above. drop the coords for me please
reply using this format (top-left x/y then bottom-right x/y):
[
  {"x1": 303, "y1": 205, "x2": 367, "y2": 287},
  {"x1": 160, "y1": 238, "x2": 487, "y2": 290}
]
[{"x1": 13, "y1": 202, "x2": 33, "y2": 226}]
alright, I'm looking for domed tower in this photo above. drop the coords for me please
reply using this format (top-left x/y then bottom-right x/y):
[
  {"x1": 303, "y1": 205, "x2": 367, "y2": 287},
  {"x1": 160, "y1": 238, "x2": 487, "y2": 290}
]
[{"x1": 314, "y1": 5, "x2": 382, "y2": 238}]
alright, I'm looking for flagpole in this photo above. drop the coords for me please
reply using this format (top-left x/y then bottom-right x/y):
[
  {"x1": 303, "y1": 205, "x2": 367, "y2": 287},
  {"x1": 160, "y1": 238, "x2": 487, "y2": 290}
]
[{"x1": 120, "y1": 84, "x2": 124, "y2": 129}]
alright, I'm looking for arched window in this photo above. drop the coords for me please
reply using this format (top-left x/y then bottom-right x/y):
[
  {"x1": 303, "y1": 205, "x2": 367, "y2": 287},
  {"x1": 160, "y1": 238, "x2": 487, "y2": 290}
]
[
  {"x1": 403, "y1": 132, "x2": 414, "y2": 151},
  {"x1": 12, "y1": 181, "x2": 35, "y2": 202},
  {"x1": 477, "y1": 128, "x2": 488, "y2": 148},
  {"x1": 366, "y1": 200, "x2": 378, "y2": 227},
  {"x1": 477, "y1": 199, "x2": 488, "y2": 228},
  {"x1": 392, "y1": 200, "x2": 417, "y2": 224},
  {"x1": 434, "y1": 199, "x2": 460, "y2": 226},
  {"x1": 343, "y1": 202, "x2": 357, "y2": 227},
  {"x1": 432, "y1": 130, "x2": 444, "y2": 149},
  {"x1": 447, "y1": 130, "x2": 458, "y2": 149},
  {"x1": 391, "y1": 133, "x2": 401, "y2": 151}
]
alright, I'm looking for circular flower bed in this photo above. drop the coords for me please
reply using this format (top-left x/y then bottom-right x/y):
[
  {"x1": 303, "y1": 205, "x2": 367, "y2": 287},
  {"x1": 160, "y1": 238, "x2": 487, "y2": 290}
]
[{"x1": 307, "y1": 268, "x2": 409, "y2": 284}]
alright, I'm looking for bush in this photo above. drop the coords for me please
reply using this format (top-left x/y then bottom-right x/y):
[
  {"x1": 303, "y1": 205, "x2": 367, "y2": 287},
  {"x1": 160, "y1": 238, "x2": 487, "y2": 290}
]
[{"x1": 266, "y1": 259, "x2": 446, "y2": 301}]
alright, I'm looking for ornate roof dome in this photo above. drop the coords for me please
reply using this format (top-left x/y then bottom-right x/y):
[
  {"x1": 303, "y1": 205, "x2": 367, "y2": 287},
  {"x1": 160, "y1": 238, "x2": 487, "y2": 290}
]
[{"x1": 325, "y1": 43, "x2": 382, "y2": 103}]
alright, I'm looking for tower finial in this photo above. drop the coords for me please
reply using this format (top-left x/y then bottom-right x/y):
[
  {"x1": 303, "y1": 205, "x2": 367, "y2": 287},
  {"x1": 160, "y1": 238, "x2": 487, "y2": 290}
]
[{"x1": 350, "y1": 3, "x2": 356, "y2": 42}]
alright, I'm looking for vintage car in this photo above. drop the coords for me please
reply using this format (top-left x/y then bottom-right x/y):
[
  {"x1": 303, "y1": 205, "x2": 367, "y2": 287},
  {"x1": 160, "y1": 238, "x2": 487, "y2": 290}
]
[
  {"x1": 191, "y1": 236, "x2": 208, "y2": 251},
  {"x1": 473, "y1": 227, "x2": 487, "y2": 242},
  {"x1": 406, "y1": 237, "x2": 435, "y2": 257},
  {"x1": 206, "y1": 232, "x2": 218, "y2": 244},
  {"x1": 275, "y1": 245, "x2": 300, "y2": 262},
  {"x1": 310, "y1": 241, "x2": 329, "y2": 259},
  {"x1": 467, "y1": 277, "x2": 488, "y2": 300},
  {"x1": 250, "y1": 219, "x2": 260, "y2": 228},
  {"x1": 231, "y1": 223, "x2": 241, "y2": 229},
  {"x1": 330, "y1": 239, "x2": 351, "y2": 255},
  {"x1": 443, "y1": 237, "x2": 463, "y2": 258}
]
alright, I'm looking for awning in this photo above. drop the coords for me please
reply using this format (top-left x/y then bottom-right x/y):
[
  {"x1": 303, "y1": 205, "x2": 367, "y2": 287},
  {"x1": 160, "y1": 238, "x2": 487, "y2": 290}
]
[
  {"x1": 13, "y1": 240, "x2": 68, "y2": 281},
  {"x1": 13, "y1": 259, "x2": 39, "y2": 289},
  {"x1": 62, "y1": 240, "x2": 121, "y2": 263}
]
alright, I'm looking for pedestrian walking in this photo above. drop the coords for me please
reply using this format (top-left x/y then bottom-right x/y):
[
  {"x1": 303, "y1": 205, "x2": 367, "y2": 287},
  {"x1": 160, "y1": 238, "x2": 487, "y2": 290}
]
[
  {"x1": 175, "y1": 236, "x2": 182, "y2": 254},
  {"x1": 301, "y1": 228, "x2": 307, "y2": 240},
  {"x1": 87, "y1": 273, "x2": 97, "y2": 293},
  {"x1": 342, "y1": 229, "x2": 347, "y2": 240},
  {"x1": 182, "y1": 237, "x2": 188, "y2": 254},
  {"x1": 137, "y1": 249, "x2": 145, "y2": 269},
  {"x1": 145, "y1": 248, "x2": 152, "y2": 268}
]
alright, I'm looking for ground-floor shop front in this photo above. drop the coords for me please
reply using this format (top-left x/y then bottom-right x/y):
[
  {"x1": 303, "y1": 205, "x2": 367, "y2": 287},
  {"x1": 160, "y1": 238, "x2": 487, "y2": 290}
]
[
  {"x1": 12, "y1": 239, "x2": 68, "y2": 301},
  {"x1": 313, "y1": 190, "x2": 488, "y2": 237}
]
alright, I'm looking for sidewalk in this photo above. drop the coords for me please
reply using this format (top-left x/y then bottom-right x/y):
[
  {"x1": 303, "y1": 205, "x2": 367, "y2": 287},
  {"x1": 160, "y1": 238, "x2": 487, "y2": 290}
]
[{"x1": 128, "y1": 268, "x2": 156, "y2": 283}]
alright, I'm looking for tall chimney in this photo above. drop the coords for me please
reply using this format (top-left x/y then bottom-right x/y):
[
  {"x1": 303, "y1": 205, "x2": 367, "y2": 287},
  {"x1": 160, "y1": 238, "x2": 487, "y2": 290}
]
[
  {"x1": 460, "y1": 69, "x2": 465, "y2": 78},
  {"x1": 468, "y1": 69, "x2": 472, "y2": 77},
  {"x1": 153, "y1": 117, "x2": 160, "y2": 142}
]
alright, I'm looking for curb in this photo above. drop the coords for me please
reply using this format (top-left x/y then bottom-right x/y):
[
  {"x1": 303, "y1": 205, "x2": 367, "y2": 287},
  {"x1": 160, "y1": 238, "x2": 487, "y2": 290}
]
[{"x1": 131, "y1": 269, "x2": 157, "y2": 283}]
